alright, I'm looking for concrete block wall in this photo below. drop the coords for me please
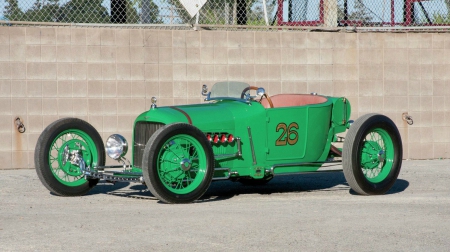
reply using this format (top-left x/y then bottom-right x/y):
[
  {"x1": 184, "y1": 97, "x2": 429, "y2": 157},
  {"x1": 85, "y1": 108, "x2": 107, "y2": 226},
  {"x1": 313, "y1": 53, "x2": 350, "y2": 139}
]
[{"x1": 0, "y1": 26, "x2": 449, "y2": 169}]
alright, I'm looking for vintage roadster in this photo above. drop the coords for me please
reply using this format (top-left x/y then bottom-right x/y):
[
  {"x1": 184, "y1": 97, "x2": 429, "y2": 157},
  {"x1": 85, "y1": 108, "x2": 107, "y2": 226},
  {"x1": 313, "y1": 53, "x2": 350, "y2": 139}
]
[{"x1": 35, "y1": 81, "x2": 402, "y2": 203}]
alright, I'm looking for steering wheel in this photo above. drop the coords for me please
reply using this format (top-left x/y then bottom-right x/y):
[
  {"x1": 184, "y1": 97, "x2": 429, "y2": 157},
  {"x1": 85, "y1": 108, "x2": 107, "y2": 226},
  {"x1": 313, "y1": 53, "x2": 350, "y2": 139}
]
[{"x1": 240, "y1": 86, "x2": 274, "y2": 108}]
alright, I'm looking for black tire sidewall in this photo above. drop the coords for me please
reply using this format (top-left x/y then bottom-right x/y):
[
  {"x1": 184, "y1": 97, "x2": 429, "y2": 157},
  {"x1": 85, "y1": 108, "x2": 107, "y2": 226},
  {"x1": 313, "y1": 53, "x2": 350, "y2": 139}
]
[
  {"x1": 35, "y1": 118, "x2": 105, "y2": 196},
  {"x1": 344, "y1": 114, "x2": 403, "y2": 195},
  {"x1": 143, "y1": 123, "x2": 214, "y2": 203}
]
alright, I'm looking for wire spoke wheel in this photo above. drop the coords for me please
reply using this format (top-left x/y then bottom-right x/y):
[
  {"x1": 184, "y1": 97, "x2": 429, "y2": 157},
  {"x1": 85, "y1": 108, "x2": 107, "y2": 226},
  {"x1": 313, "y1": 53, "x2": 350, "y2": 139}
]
[
  {"x1": 143, "y1": 123, "x2": 214, "y2": 204},
  {"x1": 35, "y1": 118, "x2": 105, "y2": 196},
  {"x1": 343, "y1": 114, "x2": 402, "y2": 195},
  {"x1": 157, "y1": 135, "x2": 207, "y2": 194}
]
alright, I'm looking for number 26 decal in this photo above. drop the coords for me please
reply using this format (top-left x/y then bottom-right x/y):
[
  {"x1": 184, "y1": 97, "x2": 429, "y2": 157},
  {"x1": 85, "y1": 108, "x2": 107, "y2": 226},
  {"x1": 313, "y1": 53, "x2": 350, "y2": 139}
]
[{"x1": 275, "y1": 122, "x2": 299, "y2": 146}]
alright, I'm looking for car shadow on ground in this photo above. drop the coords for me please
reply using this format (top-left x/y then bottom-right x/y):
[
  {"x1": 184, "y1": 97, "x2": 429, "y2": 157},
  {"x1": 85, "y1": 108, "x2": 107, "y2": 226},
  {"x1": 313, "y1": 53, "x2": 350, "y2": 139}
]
[{"x1": 86, "y1": 172, "x2": 409, "y2": 203}]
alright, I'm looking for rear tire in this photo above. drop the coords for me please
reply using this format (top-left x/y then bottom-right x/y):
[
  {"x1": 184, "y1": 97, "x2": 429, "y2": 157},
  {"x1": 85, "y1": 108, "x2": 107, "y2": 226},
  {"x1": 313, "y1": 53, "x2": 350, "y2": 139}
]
[
  {"x1": 343, "y1": 114, "x2": 402, "y2": 195},
  {"x1": 35, "y1": 118, "x2": 105, "y2": 196}
]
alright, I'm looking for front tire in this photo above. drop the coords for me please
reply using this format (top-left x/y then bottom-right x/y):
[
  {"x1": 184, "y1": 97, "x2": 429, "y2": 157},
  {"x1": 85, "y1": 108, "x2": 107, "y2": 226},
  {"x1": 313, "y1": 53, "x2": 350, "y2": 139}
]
[
  {"x1": 35, "y1": 118, "x2": 105, "y2": 196},
  {"x1": 142, "y1": 123, "x2": 214, "y2": 203},
  {"x1": 343, "y1": 114, "x2": 402, "y2": 195}
]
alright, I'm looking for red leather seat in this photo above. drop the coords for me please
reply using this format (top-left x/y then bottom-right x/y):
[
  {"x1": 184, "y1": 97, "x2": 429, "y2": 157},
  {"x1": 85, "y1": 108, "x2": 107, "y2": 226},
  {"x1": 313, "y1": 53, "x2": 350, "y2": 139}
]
[{"x1": 260, "y1": 94, "x2": 327, "y2": 108}]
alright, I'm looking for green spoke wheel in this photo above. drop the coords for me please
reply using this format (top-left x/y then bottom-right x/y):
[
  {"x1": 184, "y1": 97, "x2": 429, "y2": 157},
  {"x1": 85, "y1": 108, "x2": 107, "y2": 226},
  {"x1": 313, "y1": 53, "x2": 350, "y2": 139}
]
[
  {"x1": 143, "y1": 123, "x2": 214, "y2": 204},
  {"x1": 343, "y1": 114, "x2": 402, "y2": 195},
  {"x1": 35, "y1": 118, "x2": 105, "y2": 196}
]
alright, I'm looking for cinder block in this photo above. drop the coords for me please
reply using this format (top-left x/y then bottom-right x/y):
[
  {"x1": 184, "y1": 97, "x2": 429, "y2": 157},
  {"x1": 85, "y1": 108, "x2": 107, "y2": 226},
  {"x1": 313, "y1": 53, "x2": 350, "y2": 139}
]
[
  {"x1": 86, "y1": 28, "x2": 101, "y2": 46},
  {"x1": 103, "y1": 81, "x2": 117, "y2": 97},
  {"x1": 432, "y1": 33, "x2": 445, "y2": 49},
  {"x1": 27, "y1": 63, "x2": 42, "y2": 79},
  {"x1": 228, "y1": 65, "x2": 242, "y2": 80},
  {"x1": 241, "y1": 48, "x2": 254, "y2": 64},
  {"x1": 144, "y1": 47, "x2": 159, "y2": 64},
  {"x1": 268, "y1": 48, "x2": 281, "y2": 65},
  {"x1": 0, "y1": 62, "x2": 11, "y2": 80},
  {"x1": 57, "y1": 80, "x2": 72, "y2": 97},
  {"x1": 72, "y1": 64, "x2": 87, "y2": 80},
  {"x1": 173, "y1": 81, "x2": 187, "y2": 98},
  {"x1": 200, "y1": 31, "x2": 214, "y2": 48},
  {"x1": 267, "y1": 65, "x2": 280, "y2": 81},
  {"x1": 130, "y1": 29, "x2": 144, "y2": 46},
  {"x1": 144, "y1": 30, "x2": 158, "y2": 47},
  {"x1": 116, "y1": 47, "x2": 130, "y2": 63},
  {"x1": 200, "y1": 47, "x2": 213, "y2": 64},
  {"x1": 241, "y1": 64, "x2": 256, "y2": 82},
  {"x1": 213, "y1": 31, "x2": 227, "y2": 48},
  {"x1": 186, "y1": 48, "x2": 200, "y2": 64},
  {"x1": 144, "y1": 64, "x2": 159, "y2": 81},
  {"x1": 28, "y1": 98, "x2": 42, "y2": 115},
  {"x1": 57, "y1": 45, "x2": 72, "y2": 62},
  {"x1": 172, "y1": 31, "x2": 186, "y2": 47},
  {"x1": 173, "y1": 48, "x2": 187, "y2": 64},
  {"x1": 319, "y1": 33, "x2": 334, "y2": 49},
  {"x1": 159, "y1": 81, "x2": 173, "y2": 97},
  {"x1": 103, "y1": 98, "x2": 117, "y2": 115},
  {"x1": 101, "y1": 46, "x2": 116, "y2": 63},
  {"x1": 130, "y1": 46, "x2": 145, "y2": 63},
  {"x1": 72, "y1": 98, "x2": 88, "y2": 115},
  {"x1": 115, "y1": 29, "x2": 130, "y2": 46},
  {"x1": 57, "y1": 63, "x2": 72, "y2": 80},
  {"x1": 41, "y1": 46, "x2": 56, "y2": 63},
  {"x1": 130, "y1": 63, "x2": 144, "y2": 81},
  {"x1": 72, "y1": 80, "x2": 87, "y2": 97},
  {"x1": 254, "y1": 48, "x2": 268, "y2": 64},
  {"x1": 26, "y1": 27, "x2": 40, "y2": 45},
  {"x1": 241, "y1": 32, "x2": 255, "y2": 48},
  {"x1": 200, "y1": 65, "x2": 214, "y2": 81},
  {"x1": 0, "y1": 27, "x2": 10, "y2": 45},
  {"x1": 41, "y1": 63, "x2": 57, "y2": 80},
  {"x1": 71, "y1": 46, "x2": 87, "y2": 63},
  {"x1": 0, "y1": 44, "x2": 9, "y2": 62},
  {"x1": 145, "y1": 81, "x2": 159, "y2": 98},
  {"x1": 11, "y1": 151, "x2": 28, "y2": 169},
  {"x1": 0, "y1": 80, "x2": 11, "y2": 97},
  {"x1": 186, "y1": 31, "x2": 200, "y2": 48},
  {"x1": 56, "y1": 27, "x2": 71, "y2": 45},
  {"x1": 100, "y1": 29, "x2": 116, "y2": 46},
  {"x1": 71, "y1": 28, "x2": 86, "y2": 45},
  {"x1": 254, "y1": 32, "x2": 268, "y2": 48},
  {"x1": 116, "y1": 63, "x2": 131, "y2": 81},
  {"x1": 117, "y1": 81, "x2": 132, "y2": 97},
  {"x1": 187, "y1": 81, "x2": 201, "y2": 97},
  {"x1": 158, "y1": 31, "x2": 172, "y2": 48},
  {"x1": 159, "y1": 47, "x2": 173, "y2": 63},
  {"x1": 306, "y1": 65, "x2": 320, "y2": 81},
  {"x1": 87, "y1": 80, "x2": 102, "y2": 97},
  {"x1": 0, "y1": 134, "x2": 12, "y2": 151},
  {"x1": 254, "y1": 65, "x2": 268, "y2": 81},
  {"x1": 158, "y1": 64, "x2": 173, "y2": 81},
  {"x1": 10, "y1": 44, "x2": 26, "y2": 62},
  {"x1": 131, "y1": 81, "x2": 145, "y2": 98},
  {"x1": 102, "y1": 64, "x2": 117, "y2": 80},
  {"x1": 213, "y1": 47, "x2": 228, "y2": 64},
  {"x1": 88, "y1": 98, "x2": 103, "y2": 114},
  {"x1": 27, "y1": 80, "x2": 42, "y2": 97},
  {"x1": 213, "y1": 65, "x2": 227, "y2": 81},
  {"x1": 173, "y1": 64, "x2": 186, "y2": 81}
]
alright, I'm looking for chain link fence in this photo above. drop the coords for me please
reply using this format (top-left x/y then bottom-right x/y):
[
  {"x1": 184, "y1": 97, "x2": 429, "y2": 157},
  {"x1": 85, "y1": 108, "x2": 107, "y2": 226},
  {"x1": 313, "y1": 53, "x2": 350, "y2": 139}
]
[{"x1": 1, "y1": 0, "x2": 450, "y2": 30}]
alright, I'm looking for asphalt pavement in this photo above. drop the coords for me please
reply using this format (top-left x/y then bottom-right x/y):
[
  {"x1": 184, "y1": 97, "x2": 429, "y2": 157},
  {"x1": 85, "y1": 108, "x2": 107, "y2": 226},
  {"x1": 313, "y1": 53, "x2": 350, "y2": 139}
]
[{"x1": 1, "y1": 160, "x2": 450, "y2": 251}]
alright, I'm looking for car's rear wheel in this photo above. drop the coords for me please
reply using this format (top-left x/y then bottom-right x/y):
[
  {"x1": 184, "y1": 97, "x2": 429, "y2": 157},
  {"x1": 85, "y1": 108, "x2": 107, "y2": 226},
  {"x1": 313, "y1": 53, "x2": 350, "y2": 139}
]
[
  {"x1": 343, "y1": 114, "x2": 402, "y2": 195},
  {"x1": 142, "y1": 123, "x2": 214, "y2": 203},
  {"x1": 35, "y1": 118, "x2": 105, "y2": 196}
]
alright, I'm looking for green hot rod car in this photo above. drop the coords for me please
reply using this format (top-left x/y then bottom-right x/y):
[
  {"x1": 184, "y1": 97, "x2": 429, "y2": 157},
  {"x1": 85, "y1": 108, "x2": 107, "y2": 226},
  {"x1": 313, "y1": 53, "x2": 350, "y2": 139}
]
[{"x1": 35, "y1": 81, "x2": 402, "y2": 203}]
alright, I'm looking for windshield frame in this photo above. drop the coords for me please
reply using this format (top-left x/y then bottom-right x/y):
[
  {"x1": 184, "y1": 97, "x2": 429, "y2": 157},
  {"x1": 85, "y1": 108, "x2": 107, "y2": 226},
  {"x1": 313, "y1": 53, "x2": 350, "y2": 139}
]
[{"x1": 203, "y1": 81, "x2": 251, "y2": 104}]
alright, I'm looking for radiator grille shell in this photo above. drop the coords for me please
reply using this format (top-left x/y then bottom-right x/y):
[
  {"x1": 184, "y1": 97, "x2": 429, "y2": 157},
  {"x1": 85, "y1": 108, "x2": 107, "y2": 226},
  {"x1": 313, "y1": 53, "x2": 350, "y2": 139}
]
[{"x1": 133, "y1": 122, "x2": 164, "y2": 168}]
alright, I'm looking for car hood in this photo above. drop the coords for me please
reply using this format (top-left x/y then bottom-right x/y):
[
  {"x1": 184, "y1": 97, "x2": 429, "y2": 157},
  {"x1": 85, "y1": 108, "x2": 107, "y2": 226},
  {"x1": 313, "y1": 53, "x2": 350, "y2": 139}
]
[{"x1": 135, "y1": 100, "x2": 266, "y2": 132}]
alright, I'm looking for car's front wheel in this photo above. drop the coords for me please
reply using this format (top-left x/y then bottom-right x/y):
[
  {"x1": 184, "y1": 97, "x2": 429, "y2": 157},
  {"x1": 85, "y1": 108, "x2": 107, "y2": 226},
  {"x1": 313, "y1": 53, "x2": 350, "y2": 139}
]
[
  {"x1": 343, "y1": 114, "x2": 402, "y2": 195},
  {"x1": 34, "y1": 118, "x2": 105, "y2": 196},
  {"x1": 142, "y1": 123, "x2": 215, "y2": 203}
]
